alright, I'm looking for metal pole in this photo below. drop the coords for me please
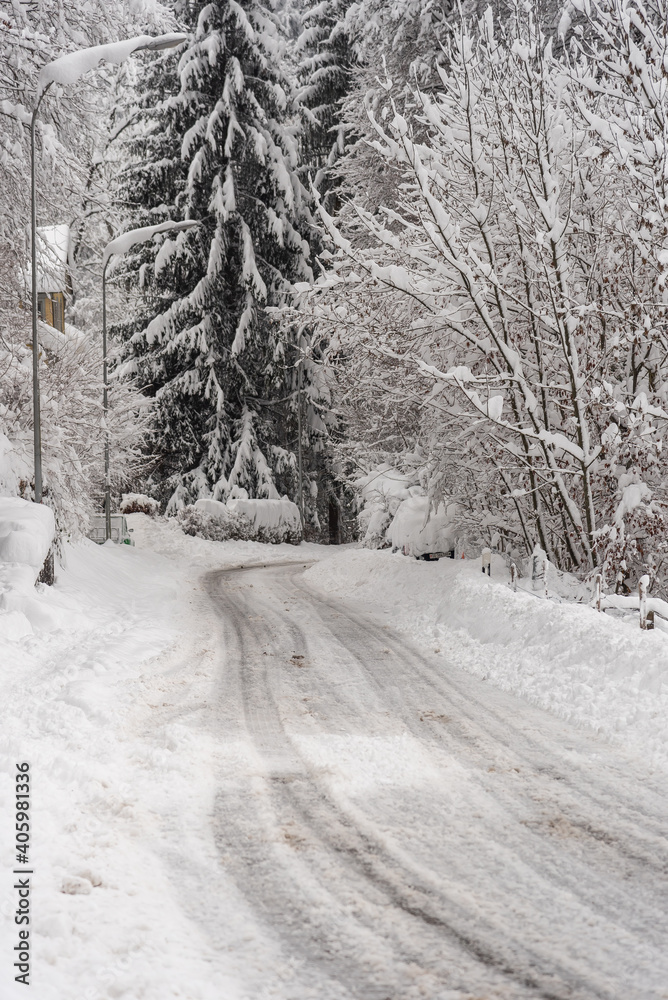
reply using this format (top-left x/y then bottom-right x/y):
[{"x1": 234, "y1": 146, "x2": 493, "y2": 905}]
[
  {"x1": 297, "y1": 355, "x2": 304, "y2": 522},
  {"x1": 30, "y1": 105, "x2": 42, "y2": 503},
  {"x1": 102, "y1": 259, "x2": 111, "y2": 541},
  {"x1": 30, "y1": 83, "x2": 52, "y2": 505}
]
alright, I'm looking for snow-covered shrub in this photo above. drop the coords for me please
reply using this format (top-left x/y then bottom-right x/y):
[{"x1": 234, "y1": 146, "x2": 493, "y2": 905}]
[
  {"x1": 597, "y1": 489, "x2": 668, "y2": 597},
  {"x1": 177, "y1": 505, "x2": 253, "y2": 543},
  {"x1": 388, "y1": 496, "x2": 457, "y2": 557},
  {"x1": 181, "y1": 497, "x2": 303, "y2": 545},
  {"x1": 225, "y1": 498, "x2": 303, "y2": 545},
  {"x1": 120, "y1": 493, "x2": 160, "y2": 516},
  {"x1": 355, "y1": 465, "x2": 421, "y2": 548}
]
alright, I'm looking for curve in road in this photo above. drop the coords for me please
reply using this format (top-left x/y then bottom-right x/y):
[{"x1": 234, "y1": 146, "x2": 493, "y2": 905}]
[{"x1": 207, "y1": 561, "x2": 668, "y2": 1000}]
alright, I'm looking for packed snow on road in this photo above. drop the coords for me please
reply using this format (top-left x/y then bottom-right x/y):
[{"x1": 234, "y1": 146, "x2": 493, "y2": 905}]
[{"x1": 1, "y1": 515, "x2": 667, "y2": 1000}]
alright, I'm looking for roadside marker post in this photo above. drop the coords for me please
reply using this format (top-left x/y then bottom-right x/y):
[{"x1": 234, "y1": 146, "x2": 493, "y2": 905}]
[{"x1": 639, "y1": 575, "x2": 654, "y2": 630}]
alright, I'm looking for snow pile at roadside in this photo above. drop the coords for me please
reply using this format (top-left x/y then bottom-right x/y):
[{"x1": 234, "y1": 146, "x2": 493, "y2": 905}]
[
  {"x1": 0, "y1": 497, "x2": 55, "y2": 640},
  {"x1": 304, "y1": 549, "x2": 668, "y2": 770}
]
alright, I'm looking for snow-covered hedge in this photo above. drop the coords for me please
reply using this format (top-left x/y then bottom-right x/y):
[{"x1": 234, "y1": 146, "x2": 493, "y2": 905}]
[
  {"x1": 120, "y1": 493, "x2": 160, "y2": 516},
  {"x1": 178, "y1": 503, "x2": 252, "y2": 543},
  {"x1": 180, "y1": 497, "x2": 303, "y2": 545},
  {"x1": 225, "y1": 498, "x2": 302, "y2": 545}
]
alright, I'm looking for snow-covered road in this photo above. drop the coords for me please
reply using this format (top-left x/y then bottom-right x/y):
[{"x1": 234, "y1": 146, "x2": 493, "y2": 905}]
[
  {"x1": 2, "y1": 523, "x2": 668, "y2": 1000},
  {"x1": 202, "y1": 561, "x2": 668, "y2": 1000}
]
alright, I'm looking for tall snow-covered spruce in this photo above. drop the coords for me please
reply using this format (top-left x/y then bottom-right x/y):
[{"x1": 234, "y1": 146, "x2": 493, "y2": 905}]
[{"x1": 117, "y1": 0, "x2": 316, "y2": 508}]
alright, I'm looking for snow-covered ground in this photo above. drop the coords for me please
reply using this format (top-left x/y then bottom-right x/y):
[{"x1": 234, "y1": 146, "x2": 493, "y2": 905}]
[
  {"x1": 1, "y1": 517, "x2": 667, "y2": 999},
  {"x1": 0, "y1": 518, "x2": 329, "y2": 1000},
  {"x1": 305, "y1": 549, "x2": 668, "y2": 773}
]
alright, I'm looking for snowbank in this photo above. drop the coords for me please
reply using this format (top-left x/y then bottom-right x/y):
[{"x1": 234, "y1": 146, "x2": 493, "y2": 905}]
[
  {"x1": 129, "y1": 511, "x2": 323, "y2": 570},
  {"x1": 303, "y1": 549, "x2": 668, "y2": 771},
  {"x1": 0, "y1": 497, "x2": 53, "y2": 571},
  {"x1": 0, "y1": 498, "x2": 55, "y2": 638}
]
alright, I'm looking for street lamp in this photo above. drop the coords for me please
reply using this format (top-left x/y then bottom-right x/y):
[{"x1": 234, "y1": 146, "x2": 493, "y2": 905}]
[
  {"x1": 296, "y1": 354, "x2": 304, "y2": 524},
  {"x1": 101, "y1": 220, "x2": 199, "y2": 540},
  {"x1": 30, "y1": 32, "x2": 187, "y2": 503}
]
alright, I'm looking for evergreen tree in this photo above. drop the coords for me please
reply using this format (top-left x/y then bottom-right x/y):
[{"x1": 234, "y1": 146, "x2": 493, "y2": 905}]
[
  {"x1": 117, "y1": 0, "x2": 317, "y2": 508},
  {"x1": 295, "y1": 0, "x2": 356, "y2": 206}
]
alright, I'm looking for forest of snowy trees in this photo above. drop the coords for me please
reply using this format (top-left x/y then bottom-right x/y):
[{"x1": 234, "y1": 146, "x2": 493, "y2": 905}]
[{"x1": 3, "y1": 0, "x2": 668, "y2": 590}]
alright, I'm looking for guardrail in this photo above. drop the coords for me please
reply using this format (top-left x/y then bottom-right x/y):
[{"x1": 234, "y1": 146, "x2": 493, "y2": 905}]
[
  {"x1": 506, "y1": 561, "x2": 667, "y2": 631},
  {"x1": 593, "y1": 574, "x2": 668, "y2": 630}
]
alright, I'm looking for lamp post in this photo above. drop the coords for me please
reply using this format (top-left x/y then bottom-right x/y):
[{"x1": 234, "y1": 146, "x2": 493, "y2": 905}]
[
  {"x1": 101, "y1": 220, "x2": 198, "y2": 540},
  {"x1": 30, "y1": 83, "x2": 53, "y2": 503},
  {"x1": 30, "y1": 32, "x2": 187, "y2": 504},
  {"x1": 296, "y1": 354, "x2": 304, "y2": 524}
]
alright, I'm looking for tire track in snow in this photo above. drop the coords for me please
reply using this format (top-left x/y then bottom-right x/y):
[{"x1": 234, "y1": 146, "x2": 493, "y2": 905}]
[
  {"x1": 292, "y1": 573, "x2": 668, "y2": 957},
  {"x1": 206, "y1": 565, "x2": 668, "y2": 1000},
  {"x1": 295, "y1": 574, "x2": 668, "y2": 868}
]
